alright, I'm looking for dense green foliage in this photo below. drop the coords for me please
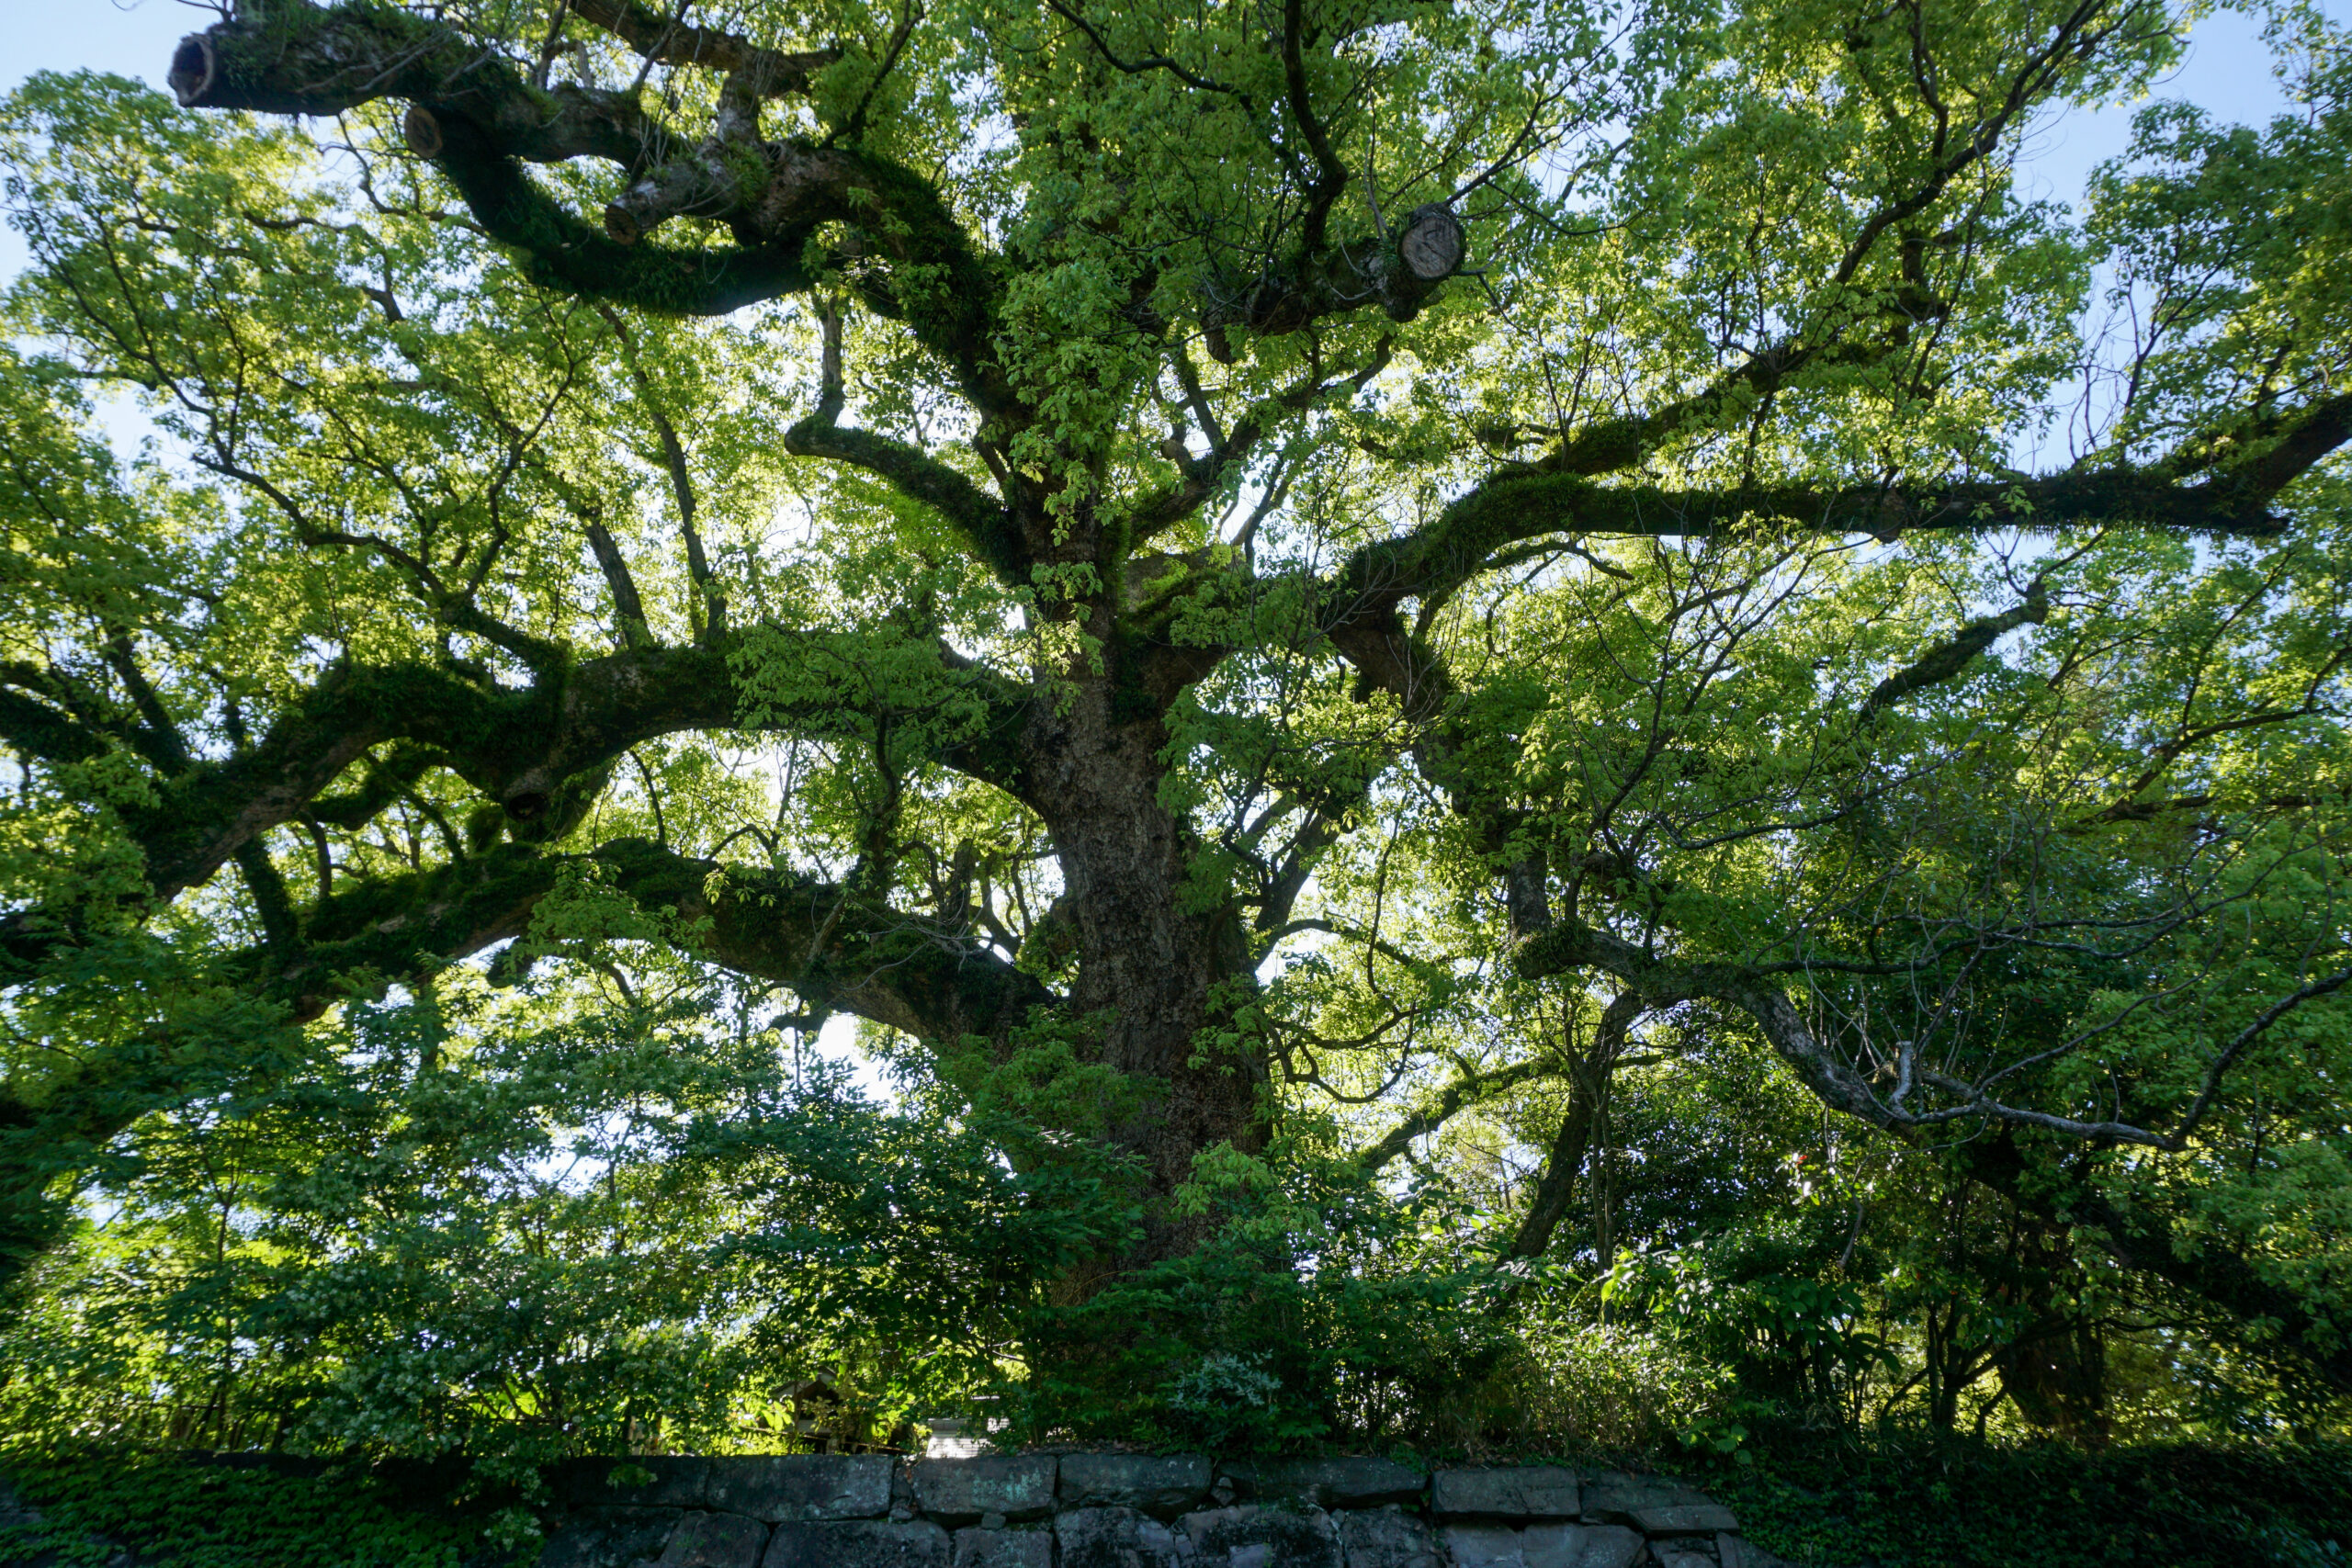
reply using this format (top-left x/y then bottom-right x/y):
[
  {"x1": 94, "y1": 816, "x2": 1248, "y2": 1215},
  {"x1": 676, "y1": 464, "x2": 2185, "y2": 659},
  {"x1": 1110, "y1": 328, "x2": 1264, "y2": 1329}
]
[
  {"x1": 2, "y1": 0, "x2": 2352, "y2": 1503},
  {"x1": 1709, "y1": 1438, "x2": 2352, "y2": 1566},
  {"x1": 0, "y1": 1448, "x2": 521, "y2": 1568}
]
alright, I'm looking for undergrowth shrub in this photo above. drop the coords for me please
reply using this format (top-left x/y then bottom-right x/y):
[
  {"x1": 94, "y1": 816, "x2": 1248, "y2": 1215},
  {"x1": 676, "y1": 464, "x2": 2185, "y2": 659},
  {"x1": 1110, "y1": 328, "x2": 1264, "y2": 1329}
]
[
  {"x1": 0, "y1": 1446, "x2": 528, "y2": 1568},
  {"x1": 1697, "y1": 1436, "x2": 2352, "y2": 1568}
]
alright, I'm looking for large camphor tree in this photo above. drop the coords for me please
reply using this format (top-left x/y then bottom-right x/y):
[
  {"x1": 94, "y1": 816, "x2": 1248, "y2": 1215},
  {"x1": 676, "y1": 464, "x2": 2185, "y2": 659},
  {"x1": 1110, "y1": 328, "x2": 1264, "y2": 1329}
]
[{"x1": 4, "y1": 0, "x2": 2352, "y2": 1407}]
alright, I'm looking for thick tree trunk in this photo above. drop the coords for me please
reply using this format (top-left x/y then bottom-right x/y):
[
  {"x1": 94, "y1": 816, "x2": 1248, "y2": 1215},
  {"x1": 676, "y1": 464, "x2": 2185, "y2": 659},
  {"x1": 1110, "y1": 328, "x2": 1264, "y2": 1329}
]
[{"x1": 1022, "y1": 657, "x2": 1264, "y2": 1237}]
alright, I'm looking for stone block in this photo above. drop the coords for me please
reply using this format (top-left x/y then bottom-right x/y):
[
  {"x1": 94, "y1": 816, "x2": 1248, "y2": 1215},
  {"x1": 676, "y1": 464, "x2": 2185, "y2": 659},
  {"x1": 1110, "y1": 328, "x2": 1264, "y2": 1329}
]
[
  {"x1": 1218, "y1": 1459, "x2": 1427, "y2": 1509},
  {"x1": 1438, "y1": 1523, "x2": 1643, "y2": 1568},
  {"x1": 953, "y1": 1527, "x2": 1057, "y2": 1568},
  {"x1": 1577, "y1": 1476, "x2": 1733, "y2": 1535},
  {"x1": 1057, "y1": 1506, "x2": 1188, "y2": 1568},
  {"x1": 913, "y1": 1456, "x2": 1060, "y2": 1523},
  {"x1": 1430, "y1": 1470, "x2": 1580, "y2": 1520},
  {"x1": 706, "y1": 1456, "x2": 895, "y2": 1524},
  {"x1": 1560, "y1": 1529, "x2": 1642, "y2": 1568},
  {"x1": 1180, "y1": 1505, "x2": 1345, "y2": 1568},
  {"x1": 1059, "y1": 1454, "x2": 1215, "y2": 1517},
  {"x1": 1336, "y1": 1508, "x2": 1442, "y2": 1568},
  {"x1": 1440, "y1": 1523, "x2": 1521, "y2": 1568},
  {"x1": 537, "y1": 1506, "x2": 681, "y2": 1568},
  {"x1": 552, "y1": 1458, "x2": 711, "y2": 1510},
  {"x1": 1649, "y1": 1550, "x2": 1715, "y2": 1568},
  {"x1": 1626, "y1": 1506, "x2": 1738, "y2": 1538},
  {"x1": 765, "y1": 1519, "x2": 955, "y2": 1568},
  {"x1": 1576, "y1": 1473, "x2": 1672, "y2": 1517},
  {"x1": 655, "y1": 1511, "x2": 767, "y2": 1568}
]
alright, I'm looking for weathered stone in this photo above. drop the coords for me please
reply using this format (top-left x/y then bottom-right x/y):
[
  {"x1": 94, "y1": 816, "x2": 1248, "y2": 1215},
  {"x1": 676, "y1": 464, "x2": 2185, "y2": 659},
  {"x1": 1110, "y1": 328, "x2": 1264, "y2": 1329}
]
[
  {"x1": 1649, "y1": 1549, "x2": 1715, "y2": 1568},
  {"x1": 1337, "y1": 1508, "x2": 1442, "y2": 1568},
  {"x1": 1577, "y1": 1475, "x2": 1725, "y2": 1534},
  {"x1": 531, "y1": 1452, "x2": 1748, "y2": 1568},
  {"x1": 654, "y1": 1511, "x2": 766, "y2": 1568},
  {"x1": 1180, "y1": 1505, "x2": 1345, "y2": 1568},
  {"x1": 953, "y1": 1527, "x2": 1057, "y2": 1568},
  {"x1": 1438, "y1": 1523, "x2": 1642, "y2": 1568},
  {"x1": 765, "y1": 1519, "x2": 955, "y2": 1568},
  {"x1": 552, "y1": 1458, "x2": 711, "y2": 1510},
  {"x1": 1059, "y1": 1453, "x2": 1215, "y2": 1517},
  {"x1": 1057, "y1": 1506, "x2": 1188, "y2": 1568},
  {"x1": 1627, "y1": 1506, "x2": 1738, "y2": 1538},
  {"x1": 1440, "y1": 1523, "x2": 1523, "y2": 1568},
  {"x1": 1218, "y1": 1460, "x2": 1426, "y2": 1509},
  {"x1": 537, "y1": 1506, "x2": 682, "y2": 1568},
  {"x1": 913, "y1": 1457, "x2": 1060, "y2": 1523},
  {"x1": 705, "y1": 1456, "x2": 895, "y2": 1524},
  {"x1": 1430, "y1": 1470, "x2": 1580, "y2": 1520},
  {"x1": 1563, "y1": 1527, "x2": 1643, "y2": 1568}
]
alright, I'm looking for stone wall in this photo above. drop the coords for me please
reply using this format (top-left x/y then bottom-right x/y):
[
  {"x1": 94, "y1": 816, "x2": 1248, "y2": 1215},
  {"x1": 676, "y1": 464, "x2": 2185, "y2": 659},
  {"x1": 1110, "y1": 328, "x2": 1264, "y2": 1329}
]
[{"x1": 538, "y1": 1454, "x2": 1792, "y2": 1568}]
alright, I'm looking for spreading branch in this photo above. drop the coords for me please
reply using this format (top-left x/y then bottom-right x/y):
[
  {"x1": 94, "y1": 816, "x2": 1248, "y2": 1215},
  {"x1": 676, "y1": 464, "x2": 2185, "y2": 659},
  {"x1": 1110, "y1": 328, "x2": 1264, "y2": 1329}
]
[
  {"x1": 1359, "y1": 1055, "x2": 1554, "y2": 1172},
  {"x1": 1507, "y1": 990, "x2": 1642, "y2": 1259}
]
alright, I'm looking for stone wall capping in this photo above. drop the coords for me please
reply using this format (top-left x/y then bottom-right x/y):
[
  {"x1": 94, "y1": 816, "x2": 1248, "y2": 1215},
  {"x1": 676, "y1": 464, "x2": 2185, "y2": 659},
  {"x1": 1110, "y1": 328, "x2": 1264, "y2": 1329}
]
[
  {"x1": 1216, "y1": 1457, "x2": 1429, "y2": 1509},
  {"x1": 1430, "y1": 1466, "x2": 1580, "y2": 1520},
  {"x1": 704, "y1": 1453, "x2": 896, "y2": 1524},
  {"x1": 1057, "y1": 1453, "x2": 1215, "y2": 1517},
  {"x1": 910, "y1": 1453, "x2": 1058, "y2": 1523},
  {"x1": 1572, "y1": 1471, "x2": 1738, "y2": 1539}
]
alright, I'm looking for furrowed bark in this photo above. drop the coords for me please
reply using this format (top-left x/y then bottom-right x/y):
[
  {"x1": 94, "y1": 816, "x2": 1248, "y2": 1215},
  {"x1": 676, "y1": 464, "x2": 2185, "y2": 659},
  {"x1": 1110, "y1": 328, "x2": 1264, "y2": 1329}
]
[{"x1": 1016, "y1": 591, "x2": 1267, "y2": 1236}]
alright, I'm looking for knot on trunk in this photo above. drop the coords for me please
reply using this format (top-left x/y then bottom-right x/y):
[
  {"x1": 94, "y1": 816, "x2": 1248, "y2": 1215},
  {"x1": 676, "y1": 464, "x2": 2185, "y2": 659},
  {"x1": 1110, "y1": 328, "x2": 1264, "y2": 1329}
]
[{"x1": 168, "y1": 34, "x2": 218, "y2": 106}]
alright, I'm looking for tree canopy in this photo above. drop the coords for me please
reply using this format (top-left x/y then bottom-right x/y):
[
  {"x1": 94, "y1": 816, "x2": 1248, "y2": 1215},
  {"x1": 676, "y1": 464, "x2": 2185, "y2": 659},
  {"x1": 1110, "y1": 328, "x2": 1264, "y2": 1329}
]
[{"x1": 2, "y1": 0, "x2": 2352, "y2": 1453}]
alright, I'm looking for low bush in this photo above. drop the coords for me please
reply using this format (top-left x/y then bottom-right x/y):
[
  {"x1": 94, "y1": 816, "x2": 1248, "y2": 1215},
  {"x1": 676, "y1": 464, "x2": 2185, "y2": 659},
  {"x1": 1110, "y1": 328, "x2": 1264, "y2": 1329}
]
[
  {"x1": 0, "y1": 1446, "x2": 529, "y2": 1568},
  {"x1": 1702, "y1": 1437, "x2": 2352, "y2": 1568}
]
